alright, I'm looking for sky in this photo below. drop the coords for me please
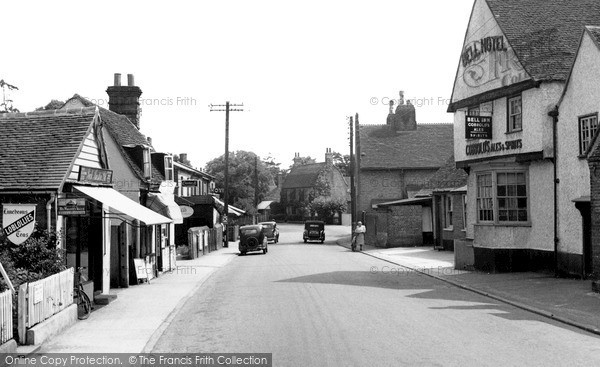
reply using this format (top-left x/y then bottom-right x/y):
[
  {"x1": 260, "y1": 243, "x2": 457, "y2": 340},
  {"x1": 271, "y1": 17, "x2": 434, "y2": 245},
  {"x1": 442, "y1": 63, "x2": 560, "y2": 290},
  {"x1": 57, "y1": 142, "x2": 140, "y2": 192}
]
[{"x1": 3, "y1": 0, "x2": 474, "y2": 170}]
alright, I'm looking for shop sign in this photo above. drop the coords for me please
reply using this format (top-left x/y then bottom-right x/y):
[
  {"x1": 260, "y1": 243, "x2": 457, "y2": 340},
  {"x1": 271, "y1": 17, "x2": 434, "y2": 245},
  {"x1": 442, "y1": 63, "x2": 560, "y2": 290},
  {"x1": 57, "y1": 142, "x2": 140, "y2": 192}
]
[
  {"x1": 466, "y1": 139, "x2": 522, "y2": 156},
  {"x1": 181, "y1": 180, "x2": 199, "y2": 187},
  {"x1": 58, "y1": 198, "x2": 87, "y2": 216},
  {"x1": 79, "y1": 166, "x2": 113, "y2": 185},
  {"x1": 465, "y1": 115, "x2": 492, "y2": 139},
  {"x1": 212, "y1": 188, "x2": 224, "y2": 194},
  {"x1": 179, "y1": 205, "x2": 194, "y2": 218},
  {"x1": 2, "y1": 204, "x2": 36, "y2": 245}
]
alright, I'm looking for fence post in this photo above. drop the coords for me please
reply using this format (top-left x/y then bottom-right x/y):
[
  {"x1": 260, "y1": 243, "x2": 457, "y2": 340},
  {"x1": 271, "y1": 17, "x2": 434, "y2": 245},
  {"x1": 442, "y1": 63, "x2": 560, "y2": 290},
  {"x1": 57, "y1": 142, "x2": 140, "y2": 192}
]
[{"x1": 18, "y1": 283, "x2": 27, "y2": 345}]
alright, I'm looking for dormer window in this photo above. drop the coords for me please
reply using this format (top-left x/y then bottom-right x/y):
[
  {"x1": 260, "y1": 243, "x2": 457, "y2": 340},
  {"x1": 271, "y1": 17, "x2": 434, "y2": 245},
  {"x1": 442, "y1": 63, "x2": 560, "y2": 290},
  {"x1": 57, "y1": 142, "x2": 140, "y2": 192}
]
[
  {"x1": 143, "y1": 148, "x2": 152, "y2": 179},
  {"x1": 164, "y1": 155, "x2": 174, "y2": 181}
]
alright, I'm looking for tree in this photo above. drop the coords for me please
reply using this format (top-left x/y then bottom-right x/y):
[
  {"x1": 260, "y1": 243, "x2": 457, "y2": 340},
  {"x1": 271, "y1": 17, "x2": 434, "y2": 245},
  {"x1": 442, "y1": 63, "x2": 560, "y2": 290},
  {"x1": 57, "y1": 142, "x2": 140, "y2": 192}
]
[
  {"x1": 35, "y1": 99, "x2": 65, "y2": 111},
  {"x1": 262, "y1": 154, "x2": 283, "y2": 186},
  {"x1": 0, "y1": 79, "x2": 19, "y2": 113},
  {"x1": 332, "y1": 151, "x2": 351, "y2": 176},
  {"x1": 308, "y1": 197, "x2": 347, "y2": 224},
  {"x1": 173, "y1": 154, "x2": 192, "y2": 166},
  {"x1": 204, "y1": 151, "x2": 275, "y2": 212}
]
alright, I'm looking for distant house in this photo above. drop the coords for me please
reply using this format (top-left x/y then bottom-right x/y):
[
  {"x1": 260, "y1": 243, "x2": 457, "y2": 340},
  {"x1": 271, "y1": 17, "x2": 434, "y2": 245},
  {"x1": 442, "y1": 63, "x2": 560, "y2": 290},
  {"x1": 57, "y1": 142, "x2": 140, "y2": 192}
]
[
  {"x1": 280, "y1": 149, "x2": 349, "y2": 223},
  {"x1": 359, "y1": 92, "x2": 454, "y2": 247}
]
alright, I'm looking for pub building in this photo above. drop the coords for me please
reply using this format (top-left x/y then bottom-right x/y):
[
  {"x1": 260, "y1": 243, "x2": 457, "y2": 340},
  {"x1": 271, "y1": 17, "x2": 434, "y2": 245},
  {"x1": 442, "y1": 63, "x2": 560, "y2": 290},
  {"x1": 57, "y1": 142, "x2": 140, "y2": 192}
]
[
  {"x1": 0, "y1": 106, "x2": 172, "y2": 301},
  {"x1": 448, "y1": 0, "x2": 600, "y2": 274}
]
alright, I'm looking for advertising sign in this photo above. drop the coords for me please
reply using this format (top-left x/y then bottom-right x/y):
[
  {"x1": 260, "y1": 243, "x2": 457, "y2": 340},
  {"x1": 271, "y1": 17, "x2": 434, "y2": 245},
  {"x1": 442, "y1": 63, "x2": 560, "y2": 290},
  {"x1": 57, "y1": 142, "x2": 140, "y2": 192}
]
[
  {"x1": 181, "y1": 180, "x2": 199, "y2": 187},
  {"x1": 465, "y1": 115, "x2": 493, "y2": 139},
  {"x1": 79, "y1": 166, "x2": 113, "y2": 184},
  {"x1": 58, "y1": 198, "x2": 87, "y2": 216},
  {"x1": 2, "y1": 204, "x2": 36, "y2": 245},
  {"x1": 179, "y1": 205, "x2": 194, "y2": 218}
]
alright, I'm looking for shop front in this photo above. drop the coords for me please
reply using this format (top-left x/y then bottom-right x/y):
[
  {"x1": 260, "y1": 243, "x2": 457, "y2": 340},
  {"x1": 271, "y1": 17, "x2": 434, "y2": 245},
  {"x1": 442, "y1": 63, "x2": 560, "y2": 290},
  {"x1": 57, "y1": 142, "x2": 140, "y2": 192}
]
[{"x1": 62, "y1": 185, "x2": 172, "y2": 295}]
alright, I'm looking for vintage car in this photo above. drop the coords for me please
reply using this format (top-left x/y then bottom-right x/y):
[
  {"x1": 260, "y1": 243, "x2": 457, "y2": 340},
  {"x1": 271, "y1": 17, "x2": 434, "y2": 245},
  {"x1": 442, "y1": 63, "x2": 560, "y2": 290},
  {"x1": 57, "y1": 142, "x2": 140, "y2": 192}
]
[
  {"x1": 238, "y1": 224, "x2": 268, "y2": 255},
  {"x1": 303, "y1": 220, "x2": 325, "y2": 243},
  {"x1": 259, "y1": 221, "x2": 279, "y2": 243}
]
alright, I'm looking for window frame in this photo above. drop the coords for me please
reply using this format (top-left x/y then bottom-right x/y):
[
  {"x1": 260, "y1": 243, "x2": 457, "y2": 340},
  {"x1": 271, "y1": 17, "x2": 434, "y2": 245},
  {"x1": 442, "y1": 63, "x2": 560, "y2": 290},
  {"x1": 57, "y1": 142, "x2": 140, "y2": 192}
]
[
  {"x1": 475, "y1": 170, "x2": 530, "y2": 226},
  {"x1": 143, "y1": 148, "x2": 152, "y2": 180},
  {"x1": 444, "y1": 194, "x2": 453, "y2": 230},
  {"x1": 164, "y1": 155, "x2": 174, "y2": 181},
  {"x1": 578, "y1": 113, "x2": 599, "y2": 156},
  {"x1": 507, "y1": 94, "x2": 523, "y2": 133}
]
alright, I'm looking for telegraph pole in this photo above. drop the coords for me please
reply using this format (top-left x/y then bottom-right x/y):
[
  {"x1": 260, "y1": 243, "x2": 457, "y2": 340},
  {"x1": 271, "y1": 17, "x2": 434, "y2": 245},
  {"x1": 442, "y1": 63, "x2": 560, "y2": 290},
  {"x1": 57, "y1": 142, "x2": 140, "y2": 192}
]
[
  {"x1": 355, "y1": 113, "x2": 361, "y2": 224},
  {"x1": 349, "y1": 116, "x2": 356, "y2": 231},
  {"x1": 254, "y1": 155, "x2": 259, "y2": 224},
  {"x1": 210, "y1": 101, "x2": 244, "y2": 246}
]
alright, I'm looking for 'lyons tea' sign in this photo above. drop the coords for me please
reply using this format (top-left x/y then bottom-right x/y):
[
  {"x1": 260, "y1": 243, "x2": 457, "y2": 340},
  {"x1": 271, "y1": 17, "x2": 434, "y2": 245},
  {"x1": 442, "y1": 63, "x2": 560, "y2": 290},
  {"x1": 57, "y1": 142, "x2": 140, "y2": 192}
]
[{"x1": 2, "y1": 204, "x2": 36, "y2": 245}]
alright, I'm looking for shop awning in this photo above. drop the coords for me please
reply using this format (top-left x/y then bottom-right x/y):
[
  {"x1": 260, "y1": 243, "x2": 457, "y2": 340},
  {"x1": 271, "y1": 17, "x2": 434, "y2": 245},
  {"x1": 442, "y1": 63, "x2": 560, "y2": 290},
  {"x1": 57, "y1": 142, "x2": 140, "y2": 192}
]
[
  {"x1": 373, "y1": 196, "x2": 432, "y2": 209},
  {"x1": 213, "y1": 198, "x2": 246, "y2": 217},
  {"x1": 74, "y1": 186, "x2": 172, "y2": 225},
  {"x1": 146, "y1": 193, "x2": 184, "y2": 224}
]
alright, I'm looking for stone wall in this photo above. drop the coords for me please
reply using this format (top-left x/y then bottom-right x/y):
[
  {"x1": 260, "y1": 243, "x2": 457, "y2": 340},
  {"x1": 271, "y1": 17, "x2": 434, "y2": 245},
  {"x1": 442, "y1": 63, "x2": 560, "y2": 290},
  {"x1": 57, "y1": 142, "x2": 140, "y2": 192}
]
[
  {"x1": 589, "y1": 159, "x2": 600, "y2": 279},
  {"x1": 387, "y1": 205, "x2": 423, "y2": 247}
]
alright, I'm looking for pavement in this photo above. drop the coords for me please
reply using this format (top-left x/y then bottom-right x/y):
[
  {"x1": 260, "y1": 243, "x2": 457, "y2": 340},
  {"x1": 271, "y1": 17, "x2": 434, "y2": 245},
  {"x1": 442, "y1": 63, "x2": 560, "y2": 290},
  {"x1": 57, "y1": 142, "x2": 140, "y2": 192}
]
[
  {"x1": 20, "y1": 244, "x2": 240, "y2": 354},
  {"x1": 336, "y1": 235, "x2": 600, "y2": 336}
]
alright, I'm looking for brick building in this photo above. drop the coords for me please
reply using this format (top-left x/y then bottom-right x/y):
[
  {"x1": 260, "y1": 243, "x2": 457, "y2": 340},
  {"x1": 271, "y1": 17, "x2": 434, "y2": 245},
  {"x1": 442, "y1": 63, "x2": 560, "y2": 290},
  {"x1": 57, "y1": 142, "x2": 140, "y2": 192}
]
[
  {"x1": 280, "y1": 149, "x2": 349, "y2": 223},
  {"x1": 449, "y1": 0, "x2": 600, "y2": 274},
  {"x1": 358, "y1": 93, "x2": 454, "y2": 247}
]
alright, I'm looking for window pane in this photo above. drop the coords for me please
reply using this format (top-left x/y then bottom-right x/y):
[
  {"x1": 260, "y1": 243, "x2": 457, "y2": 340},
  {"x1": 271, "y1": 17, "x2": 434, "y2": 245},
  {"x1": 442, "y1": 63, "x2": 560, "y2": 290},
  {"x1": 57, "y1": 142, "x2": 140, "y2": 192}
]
[
  {"x1": 517, "y1": 185, "x2": 526, "y2": 196},
  {"x1": 518, "y1": 210, "x2": 528, "y2": 222},
  {"x1": 518, "y1": 198, "x2": 527, "y2": 209},
  {"x1": 499, "y1": 210, "x2": 508, "y2": 221},
  {"x1": 497, "y1": 186, "x2": 506, "y2": 196},
  {"x1": 498, "y1": 198, "x2": 506, "y2": 209},
  {"x1": 508, "y1": 211, "x2": 517, "y2": 221}
]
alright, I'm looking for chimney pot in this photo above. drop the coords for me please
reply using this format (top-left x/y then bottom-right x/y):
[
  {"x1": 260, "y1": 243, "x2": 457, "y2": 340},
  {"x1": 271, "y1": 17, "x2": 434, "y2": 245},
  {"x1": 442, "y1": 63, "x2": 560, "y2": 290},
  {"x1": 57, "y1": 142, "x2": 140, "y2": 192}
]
[
  {"x1": 114, "y1": 73, "x2": 121, "y2": 86},
  {"x1": 180, "y1": 153, "x2": 188, "y2": 163},
  {"x1": 147, "y1": 137, "x2": 152, "y2": 145},
  {"x1": 127, "y1": 74, "x2": 135, "y2": 86}
]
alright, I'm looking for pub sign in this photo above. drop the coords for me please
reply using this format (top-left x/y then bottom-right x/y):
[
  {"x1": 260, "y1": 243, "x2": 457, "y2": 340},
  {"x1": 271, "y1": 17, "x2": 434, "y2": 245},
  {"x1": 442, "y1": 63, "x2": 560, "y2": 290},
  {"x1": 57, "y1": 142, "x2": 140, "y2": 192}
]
[
  {"x1": 2, "y1": 204, "x2": 36, "y2": 245},
  {"x1": 465, "y1": 115, "x2": 492, "y2": 139}
]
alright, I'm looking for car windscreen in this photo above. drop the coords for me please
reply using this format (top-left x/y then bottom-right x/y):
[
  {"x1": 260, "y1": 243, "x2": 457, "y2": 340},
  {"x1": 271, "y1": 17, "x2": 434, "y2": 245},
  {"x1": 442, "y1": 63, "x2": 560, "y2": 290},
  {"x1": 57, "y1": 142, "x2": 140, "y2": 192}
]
[
  {"x1": 308, "y1": 224, "x2": 321, "y2": 229},
  {"x1": 261, "y1": 224, "x2": 273, "y2": 229}
]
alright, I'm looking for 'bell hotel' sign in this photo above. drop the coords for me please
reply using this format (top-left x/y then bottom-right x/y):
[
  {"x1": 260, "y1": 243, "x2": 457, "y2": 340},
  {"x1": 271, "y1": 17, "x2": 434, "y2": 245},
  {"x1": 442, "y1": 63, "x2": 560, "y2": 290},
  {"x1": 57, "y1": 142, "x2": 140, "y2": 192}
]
[{"x1": 465, "y1": 115, "x2": 492, "y2": 139}]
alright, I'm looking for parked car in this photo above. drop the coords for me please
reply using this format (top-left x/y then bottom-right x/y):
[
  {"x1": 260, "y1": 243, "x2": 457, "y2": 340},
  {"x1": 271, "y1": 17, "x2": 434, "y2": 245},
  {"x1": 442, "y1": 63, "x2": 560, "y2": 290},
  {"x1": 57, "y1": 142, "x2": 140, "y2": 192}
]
[
  {"x1": 238, "y1": 224, "x2": 268, "y2": 255},
  {"x1": 303, "y1": 220, "x2": 325, "y2": 243},
  {"x1": 259, "y1": 221, "x2": 279, "y2": 243}
]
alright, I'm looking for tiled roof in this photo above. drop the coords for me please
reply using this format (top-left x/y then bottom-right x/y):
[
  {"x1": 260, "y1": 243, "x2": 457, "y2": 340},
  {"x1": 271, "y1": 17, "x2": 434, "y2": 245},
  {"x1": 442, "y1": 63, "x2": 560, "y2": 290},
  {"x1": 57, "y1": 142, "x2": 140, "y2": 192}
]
[
  {"x1": 587, "y1": 26, "x2": 600, "y2": 47},
  {"x1": 423, "y1": 154, "x2": 468, "y2": 191},
  {"x1": 359, "y1": 124, "x2": 454, "y2": 169},
  {"x1": 0, "y1": 107, "x2": 96, "y2": 190},
  {"x1": 62, "y1": 95, "x2": 163, "y2": 185},
  {"x1": 282, "y1": 163, "x2": 326, "y2": 189},
  {"x1": 486, "y1": 0, "x2": 600, "y2": 81}
]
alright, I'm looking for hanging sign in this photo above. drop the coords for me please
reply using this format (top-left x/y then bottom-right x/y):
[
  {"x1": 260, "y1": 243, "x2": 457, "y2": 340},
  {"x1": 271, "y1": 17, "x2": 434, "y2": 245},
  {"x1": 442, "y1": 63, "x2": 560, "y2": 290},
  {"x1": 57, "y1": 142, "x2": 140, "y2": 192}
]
[
  {"x1": 2, "y1": 204, "x2": 36, "y2": 245},
  {"x1": 179, "y1": 205, "x2": 194, "y2": 218}
]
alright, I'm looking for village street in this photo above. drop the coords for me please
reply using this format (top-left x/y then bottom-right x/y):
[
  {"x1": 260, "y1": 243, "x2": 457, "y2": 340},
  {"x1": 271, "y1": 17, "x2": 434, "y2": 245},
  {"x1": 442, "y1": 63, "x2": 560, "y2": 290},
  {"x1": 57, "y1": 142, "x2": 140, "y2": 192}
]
[{"x1": 147, "y1": 224, "x2": 600, "y2": 366}]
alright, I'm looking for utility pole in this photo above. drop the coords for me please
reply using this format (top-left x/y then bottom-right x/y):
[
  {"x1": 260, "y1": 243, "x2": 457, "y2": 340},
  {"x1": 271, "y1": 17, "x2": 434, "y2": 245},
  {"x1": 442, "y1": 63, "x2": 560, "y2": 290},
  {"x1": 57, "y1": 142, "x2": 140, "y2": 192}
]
[
  {"x1": 349, "y1": 116, "x2": 356, "y2": 231},
  {"x1": 210, "y1": 101, "x2": 244, "y2": 246},
  {"x1": 254, "y1": 154, "x2": 259, "y2": 224},
  {"x1": 355, "y1": 113, "x2": 361, "y2": 224}
]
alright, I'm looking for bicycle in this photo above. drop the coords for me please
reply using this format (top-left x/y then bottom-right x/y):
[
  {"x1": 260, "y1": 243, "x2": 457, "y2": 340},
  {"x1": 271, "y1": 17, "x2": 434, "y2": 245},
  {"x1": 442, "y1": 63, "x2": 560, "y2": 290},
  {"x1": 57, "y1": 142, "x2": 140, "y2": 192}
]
[{"x1": 74, "y1": 268, "x2": 92, "y2": 320}]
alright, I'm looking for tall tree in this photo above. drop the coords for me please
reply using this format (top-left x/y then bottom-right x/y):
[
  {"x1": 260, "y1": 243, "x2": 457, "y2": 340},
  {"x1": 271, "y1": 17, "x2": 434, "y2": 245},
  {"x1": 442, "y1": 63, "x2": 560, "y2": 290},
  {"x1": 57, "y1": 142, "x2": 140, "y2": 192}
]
[
  {"x1": 332, "y1": 151, "x2": 351, "y2": 176},
  {"x1": 35, "y1": 99, "x2": 65, "y2": 111},
  {"x1": 205, "y1": 151, "x2": 275, "y2": 213}
]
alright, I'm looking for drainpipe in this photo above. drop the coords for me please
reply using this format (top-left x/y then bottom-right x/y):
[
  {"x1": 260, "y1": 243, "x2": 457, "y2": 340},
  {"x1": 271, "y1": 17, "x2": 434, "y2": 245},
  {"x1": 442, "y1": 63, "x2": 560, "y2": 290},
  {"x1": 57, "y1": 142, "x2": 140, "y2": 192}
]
[
  {"x1": 46, "y1": 193, "x2": 56, "y2": 231},
  {"x1": 548, "y1": 106, "x2": 559, "y2": 277}
]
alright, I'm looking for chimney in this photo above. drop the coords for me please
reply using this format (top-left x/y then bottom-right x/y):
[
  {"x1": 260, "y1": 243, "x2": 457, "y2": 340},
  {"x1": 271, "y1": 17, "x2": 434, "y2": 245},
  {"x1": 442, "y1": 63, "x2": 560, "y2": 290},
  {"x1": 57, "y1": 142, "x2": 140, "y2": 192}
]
[
  {"x1": 277, "y1": 172, "x2": 283, "y2": 190},
  {"x1": 147, "y1": 136, "x2": 152, "y2": 146},
  {"x1": 325, "y1": 148, "x2": 333, "y2": 166},
  {"x1": 293, "y1": 152, "x2": 302, "y2": 167},
  {"x1": 180, "y1": 153, "x2": 188, "y2": 163},
  {"x1": 390, "y1": 90, "x2": 416, "y2": 132},
  {"x1": 106, "y1": 73, "x2": 143, "y2": 129}
]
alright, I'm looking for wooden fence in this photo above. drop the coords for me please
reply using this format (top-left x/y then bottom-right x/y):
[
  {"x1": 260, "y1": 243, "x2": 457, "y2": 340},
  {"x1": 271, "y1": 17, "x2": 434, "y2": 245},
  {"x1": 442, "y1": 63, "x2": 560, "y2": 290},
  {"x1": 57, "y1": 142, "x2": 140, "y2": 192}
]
[
  {"x1": 0, "y1": 290, "x2": 12, "y2": 344},
  {"x1": 19, "y1": 268, "x2": 73, "y2": 343}
]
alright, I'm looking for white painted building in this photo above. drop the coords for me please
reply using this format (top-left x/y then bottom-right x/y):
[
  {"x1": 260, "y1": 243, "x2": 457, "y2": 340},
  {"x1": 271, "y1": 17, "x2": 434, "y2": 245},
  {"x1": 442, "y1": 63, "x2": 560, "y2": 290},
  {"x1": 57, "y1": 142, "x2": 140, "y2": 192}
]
[{"x1": 448, "y1": 0, "x2": 600, "y2": 274}]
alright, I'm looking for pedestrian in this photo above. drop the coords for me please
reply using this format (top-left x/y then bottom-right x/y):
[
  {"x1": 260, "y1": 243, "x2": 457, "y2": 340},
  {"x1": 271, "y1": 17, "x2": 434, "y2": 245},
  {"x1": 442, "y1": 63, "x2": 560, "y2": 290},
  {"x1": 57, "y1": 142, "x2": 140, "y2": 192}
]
[{"x1": 354, "y1": 221, "x2": 366, "y2": 251}]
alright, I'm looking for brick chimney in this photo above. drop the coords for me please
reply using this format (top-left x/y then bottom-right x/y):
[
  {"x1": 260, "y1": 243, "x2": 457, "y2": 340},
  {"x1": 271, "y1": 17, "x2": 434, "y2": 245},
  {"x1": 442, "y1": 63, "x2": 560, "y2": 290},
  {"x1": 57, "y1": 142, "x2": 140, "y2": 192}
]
[
  {"x1": 293, "y1": 152, "x2": 302, "y2": 166},
  {"x1": 325, "y1": 148, "x2": 333, "y2": 166},
  {"x1": 106, "y1": 73, "x2": 143, "y2": 129},
  {"x1": 388, "y1": 90, "x2": 416, "y2": 132},
  {"x1": 180, "y1": 153, "x2": 188, "y2": 164}
]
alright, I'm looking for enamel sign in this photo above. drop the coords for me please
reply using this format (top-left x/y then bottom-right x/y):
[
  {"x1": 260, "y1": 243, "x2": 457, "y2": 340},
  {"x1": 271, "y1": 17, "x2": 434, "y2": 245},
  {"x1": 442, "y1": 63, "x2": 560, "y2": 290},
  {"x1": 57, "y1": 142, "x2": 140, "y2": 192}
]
[{"x1": 2, "y1": 204, "x2": 36, "y2": 245}]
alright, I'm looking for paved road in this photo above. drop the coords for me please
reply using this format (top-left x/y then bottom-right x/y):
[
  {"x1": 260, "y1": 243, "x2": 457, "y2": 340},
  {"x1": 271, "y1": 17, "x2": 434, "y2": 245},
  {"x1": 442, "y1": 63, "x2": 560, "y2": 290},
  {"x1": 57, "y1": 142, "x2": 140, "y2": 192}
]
[{"x1": 151, "y1": 224, "x2": 600, "y2": 366}]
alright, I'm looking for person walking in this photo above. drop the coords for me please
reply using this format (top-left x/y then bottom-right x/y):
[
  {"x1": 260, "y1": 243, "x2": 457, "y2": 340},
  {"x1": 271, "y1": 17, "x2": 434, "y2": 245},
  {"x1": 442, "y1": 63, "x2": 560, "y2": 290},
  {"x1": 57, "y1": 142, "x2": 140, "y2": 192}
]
[{"x1": 354, "y1": 221, "x2": 366, "y2": 251}]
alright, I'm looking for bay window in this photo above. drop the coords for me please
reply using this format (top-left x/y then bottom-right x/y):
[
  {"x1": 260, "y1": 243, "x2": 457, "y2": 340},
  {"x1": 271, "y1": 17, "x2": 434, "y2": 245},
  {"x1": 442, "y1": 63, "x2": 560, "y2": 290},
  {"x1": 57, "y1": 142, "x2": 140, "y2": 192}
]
[{"x1": 476, "y1": 171, "x2": 528, "y2": 224}]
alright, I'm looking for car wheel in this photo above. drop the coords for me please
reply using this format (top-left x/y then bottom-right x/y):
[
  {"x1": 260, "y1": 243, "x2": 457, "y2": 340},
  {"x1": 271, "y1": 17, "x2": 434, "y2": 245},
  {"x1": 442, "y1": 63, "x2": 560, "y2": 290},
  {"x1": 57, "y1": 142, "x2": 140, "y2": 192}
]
[
  {"x1": 303, "y1": 239, "x2": 307, "y2": 243},
  {"x1": 239, "y1": 252, "x2": 246, "y2": 256}
]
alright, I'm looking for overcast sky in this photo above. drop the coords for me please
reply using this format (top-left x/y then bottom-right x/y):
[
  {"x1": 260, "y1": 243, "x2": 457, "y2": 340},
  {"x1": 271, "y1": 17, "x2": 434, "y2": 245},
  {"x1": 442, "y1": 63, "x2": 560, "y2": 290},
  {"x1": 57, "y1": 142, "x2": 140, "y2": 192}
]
[{"x1": 4, "y1": 0, "x2": 473, "y2": 170}]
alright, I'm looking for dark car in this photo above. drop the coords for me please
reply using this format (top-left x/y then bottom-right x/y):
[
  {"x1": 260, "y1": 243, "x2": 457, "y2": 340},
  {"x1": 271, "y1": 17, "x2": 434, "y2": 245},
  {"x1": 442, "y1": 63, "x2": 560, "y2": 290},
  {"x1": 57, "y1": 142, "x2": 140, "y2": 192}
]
[
  {"x1": 303, "y1": 220, "x2": 325, "y2": 243},
  {"x1": 238, "y1": 224, "x2": 268, "y2": 255},
  {"x1": 259, "y1": 221, "x2": 279, "y2": 243}
]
